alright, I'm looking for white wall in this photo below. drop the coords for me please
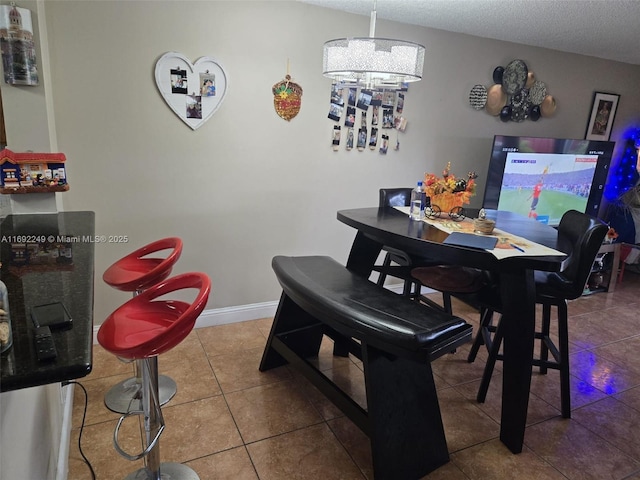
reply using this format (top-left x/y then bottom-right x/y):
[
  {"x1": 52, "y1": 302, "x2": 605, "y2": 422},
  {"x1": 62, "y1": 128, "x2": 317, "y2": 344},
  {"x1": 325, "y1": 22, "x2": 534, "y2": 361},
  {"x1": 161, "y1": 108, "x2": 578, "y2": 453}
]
[
  {"x1": 3, "y1": 0, "x2": 640, "y2": 326},
  {"x1": 0, "y1": 384, "x2": 67, "y2": 480}
]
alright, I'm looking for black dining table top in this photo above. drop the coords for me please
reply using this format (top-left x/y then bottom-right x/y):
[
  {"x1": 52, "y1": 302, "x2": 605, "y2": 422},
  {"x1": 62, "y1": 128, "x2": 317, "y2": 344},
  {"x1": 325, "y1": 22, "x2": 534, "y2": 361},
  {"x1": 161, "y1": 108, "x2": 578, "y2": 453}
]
[{"x1": 337, "y1": 207, "x2": 565, "y2": 273}]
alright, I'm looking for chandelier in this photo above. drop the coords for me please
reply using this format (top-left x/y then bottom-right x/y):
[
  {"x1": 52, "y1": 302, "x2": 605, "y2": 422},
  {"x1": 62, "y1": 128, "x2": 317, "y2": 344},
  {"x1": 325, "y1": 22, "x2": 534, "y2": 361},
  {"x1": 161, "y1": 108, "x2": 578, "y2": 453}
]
[{"x1": 322, "y1": 2, "x2": 425, "y2": 89}]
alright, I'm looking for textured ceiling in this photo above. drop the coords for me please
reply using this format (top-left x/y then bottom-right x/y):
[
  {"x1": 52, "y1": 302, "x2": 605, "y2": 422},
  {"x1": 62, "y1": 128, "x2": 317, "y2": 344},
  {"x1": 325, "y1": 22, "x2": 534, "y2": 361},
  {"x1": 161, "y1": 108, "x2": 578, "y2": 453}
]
[{"x1": 298, "y1": 0, "x2": 640, "y2": 66}]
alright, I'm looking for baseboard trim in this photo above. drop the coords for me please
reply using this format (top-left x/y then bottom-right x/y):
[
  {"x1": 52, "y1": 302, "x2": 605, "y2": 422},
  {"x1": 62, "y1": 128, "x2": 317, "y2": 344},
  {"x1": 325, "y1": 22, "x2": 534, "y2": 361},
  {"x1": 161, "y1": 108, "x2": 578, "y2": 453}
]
[
  {"x1": 92, "y1": 300, "x2": 279, "y2": 343},
  {"x1": 92, "y1": 284, "x2": 410, "y2": 342},
  {"x1": 194, "y1": 300, "x2": 279, "y2": 328}
]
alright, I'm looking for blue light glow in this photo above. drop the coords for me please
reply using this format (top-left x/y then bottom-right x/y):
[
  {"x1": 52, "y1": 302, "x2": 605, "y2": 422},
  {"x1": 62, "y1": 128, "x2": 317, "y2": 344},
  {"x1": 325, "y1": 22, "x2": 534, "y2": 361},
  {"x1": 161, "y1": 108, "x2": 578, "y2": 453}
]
[{"x1": 604, "y1": 126, "x2": 640, "y2": 201}]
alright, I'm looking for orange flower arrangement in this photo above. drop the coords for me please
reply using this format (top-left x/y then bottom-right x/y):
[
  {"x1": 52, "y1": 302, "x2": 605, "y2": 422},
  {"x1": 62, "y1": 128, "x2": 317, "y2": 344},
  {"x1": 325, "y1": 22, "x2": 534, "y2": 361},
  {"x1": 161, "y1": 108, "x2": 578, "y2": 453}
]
[{"x1": 424, "y1": 162, "x2": 477, "y2": 211}]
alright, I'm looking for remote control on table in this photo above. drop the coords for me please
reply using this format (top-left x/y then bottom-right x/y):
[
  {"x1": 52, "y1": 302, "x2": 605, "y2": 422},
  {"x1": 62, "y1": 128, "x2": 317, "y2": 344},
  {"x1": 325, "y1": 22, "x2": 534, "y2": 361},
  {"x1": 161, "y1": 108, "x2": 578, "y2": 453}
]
[{"x1": 34, "y1": 326, "x2": 57, "y2": 361}]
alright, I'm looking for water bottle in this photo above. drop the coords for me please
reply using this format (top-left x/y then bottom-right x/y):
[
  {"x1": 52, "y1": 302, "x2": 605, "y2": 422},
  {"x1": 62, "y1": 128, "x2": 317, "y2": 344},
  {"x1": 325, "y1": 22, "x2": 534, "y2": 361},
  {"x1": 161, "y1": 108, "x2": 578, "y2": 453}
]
[{"x1": 409, "y1": 181, "x2": 426, "y2": 220}]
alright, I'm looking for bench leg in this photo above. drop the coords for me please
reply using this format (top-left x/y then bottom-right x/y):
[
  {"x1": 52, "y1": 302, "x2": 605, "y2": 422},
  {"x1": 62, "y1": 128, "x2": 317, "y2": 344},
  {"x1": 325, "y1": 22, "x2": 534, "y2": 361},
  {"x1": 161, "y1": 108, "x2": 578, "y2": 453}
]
[
  {"x1": 363, "y1": 344, "x2": 449, "y2": 479},
  {"x1": 259, "y1": 292, "x2": 324, "y2": 371}
]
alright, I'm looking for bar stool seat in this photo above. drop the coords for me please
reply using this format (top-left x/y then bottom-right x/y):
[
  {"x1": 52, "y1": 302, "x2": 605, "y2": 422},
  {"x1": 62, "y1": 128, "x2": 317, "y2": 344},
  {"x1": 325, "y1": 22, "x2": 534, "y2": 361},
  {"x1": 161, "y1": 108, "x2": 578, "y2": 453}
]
[
  {"x1": 102, "y1": 237, "x2": 183, "y2": 414},
  {"x1": 411, "y1": 265, "x2": 487, "y2": 314},
  {"x1": 103, "y1": 237, "x2": 183, "y2": 292},
  {"x1": 98, "y1": 272, "x2": 211, "y2": 480}
]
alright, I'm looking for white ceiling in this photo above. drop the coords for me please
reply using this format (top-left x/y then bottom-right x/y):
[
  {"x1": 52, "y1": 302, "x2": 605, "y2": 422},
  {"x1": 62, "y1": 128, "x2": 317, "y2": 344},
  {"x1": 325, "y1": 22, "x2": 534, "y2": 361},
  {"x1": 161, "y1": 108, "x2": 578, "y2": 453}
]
[{"x1": 298, "y1": 0, "x2": 640, "y2": 66}]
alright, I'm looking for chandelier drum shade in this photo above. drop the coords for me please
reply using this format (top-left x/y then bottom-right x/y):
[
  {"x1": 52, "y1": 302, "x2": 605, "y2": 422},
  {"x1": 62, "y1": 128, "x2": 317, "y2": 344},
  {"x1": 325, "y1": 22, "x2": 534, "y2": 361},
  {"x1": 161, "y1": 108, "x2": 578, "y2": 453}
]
[
  {"x1": 323, "y1": 38, "x2": 425, "y2": 88},
  {"x1": 322, "y1": 5, "x2": 425, "y2": 89}
]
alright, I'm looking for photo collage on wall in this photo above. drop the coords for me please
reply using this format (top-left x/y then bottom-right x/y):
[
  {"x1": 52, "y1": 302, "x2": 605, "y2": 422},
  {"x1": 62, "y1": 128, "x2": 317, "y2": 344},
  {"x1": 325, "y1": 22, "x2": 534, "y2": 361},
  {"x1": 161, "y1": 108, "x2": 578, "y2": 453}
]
[
  {"x1": 170, "y1": 67, "x2": 217, "y2": 120},
  {"x1": 328, "y1": 83, "x2": 408, "y2": 154}
]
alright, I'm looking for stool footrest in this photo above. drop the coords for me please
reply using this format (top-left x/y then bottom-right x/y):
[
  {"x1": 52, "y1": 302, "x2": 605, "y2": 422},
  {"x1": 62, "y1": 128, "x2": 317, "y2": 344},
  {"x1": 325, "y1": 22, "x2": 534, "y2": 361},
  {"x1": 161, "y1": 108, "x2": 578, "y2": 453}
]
[
  {"x1": 113, "y1": 409, "x2": 165, "y2": 461},
  {"x1": 112, "y1": 359, "x2": 165, "y2": 462}
]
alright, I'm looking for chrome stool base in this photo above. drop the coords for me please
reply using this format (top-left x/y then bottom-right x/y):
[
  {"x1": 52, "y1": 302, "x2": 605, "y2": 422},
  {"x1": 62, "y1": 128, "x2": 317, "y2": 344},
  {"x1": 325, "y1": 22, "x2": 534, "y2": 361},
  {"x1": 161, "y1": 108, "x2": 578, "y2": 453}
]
[
  {"x1": 124, "y1": 462, "x2": 199, "y2": 480},
  {"x1": 104, "y1": 374, "x2": 177, "y2": 414}
]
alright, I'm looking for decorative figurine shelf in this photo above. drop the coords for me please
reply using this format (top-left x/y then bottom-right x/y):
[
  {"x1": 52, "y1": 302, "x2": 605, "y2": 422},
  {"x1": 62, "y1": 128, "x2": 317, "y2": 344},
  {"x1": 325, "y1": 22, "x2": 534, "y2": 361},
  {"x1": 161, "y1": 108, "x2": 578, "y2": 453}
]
[{"x1": 0, "y1": 148, "x2": 69, "y2": 194}]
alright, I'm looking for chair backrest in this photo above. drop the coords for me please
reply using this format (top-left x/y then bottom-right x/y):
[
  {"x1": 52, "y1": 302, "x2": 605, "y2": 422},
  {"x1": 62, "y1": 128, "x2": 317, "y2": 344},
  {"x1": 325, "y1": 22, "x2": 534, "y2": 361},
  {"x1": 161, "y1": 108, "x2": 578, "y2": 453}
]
[
  {"x1": 551, "y1": 209, "x2": 608, "y2": 299},
  {"x1": 379, "y1": 188, "x2": 412, "y2": 207},
  {"x1": 103, "y1": 237, "x2": 183, "y2": 292}
]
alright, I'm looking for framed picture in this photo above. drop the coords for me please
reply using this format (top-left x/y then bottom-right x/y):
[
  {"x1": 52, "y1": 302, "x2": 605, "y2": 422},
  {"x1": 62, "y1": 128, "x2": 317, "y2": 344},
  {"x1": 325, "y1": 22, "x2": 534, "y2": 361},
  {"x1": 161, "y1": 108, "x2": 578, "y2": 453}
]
[{"x1": 585, "y1": 92, "x2": 620, "y2": 141}]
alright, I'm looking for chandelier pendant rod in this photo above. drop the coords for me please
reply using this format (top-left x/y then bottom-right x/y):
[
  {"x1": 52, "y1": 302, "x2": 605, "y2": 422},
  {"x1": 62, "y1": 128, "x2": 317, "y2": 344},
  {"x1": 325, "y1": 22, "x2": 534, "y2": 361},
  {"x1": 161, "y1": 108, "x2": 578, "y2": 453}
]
[{"x1": 369, "y1": 0, "x2": 376, "y2": 38}]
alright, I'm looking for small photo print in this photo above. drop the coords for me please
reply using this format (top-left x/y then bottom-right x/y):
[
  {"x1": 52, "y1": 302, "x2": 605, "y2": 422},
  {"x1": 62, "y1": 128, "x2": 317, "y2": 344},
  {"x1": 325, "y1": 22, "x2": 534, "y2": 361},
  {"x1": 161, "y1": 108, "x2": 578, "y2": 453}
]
[
  {"x1": 186, "y1": 95, "x2": 202, "y2": 119},
  {"x1": 171, "y1": 68, "x2": 188, "y2": 94},
  {"x1": 331, "y1": 83, "x2": 344, "y2": 105},
  {"x1": 395, "y1": 116, "x2": 407, "y2": 132},
  {"x1": 332, "y1": 125, "x2": 341, "y2": 146},
  {"x1": 382, "y1": 90, "x2": 396, "y2": 108},
  {"x1": 379, "y1": 134, "x2": 389, "y2": 154},
  {"x1": 348, "y1": 88, "x2": 357, "y2": 106},
  {"x1": 328, "y1": 102, "x2": 344, "y2": 122},
  {"x1": 346, "y1": 128, "x2": 354, "y2": 150},
  {"x1": 382, "y1": 108, "x2": 394, "y2": 129},
  {"x1": 200, "y1": 73, "x2": 216, "y2": 97},
  {"x1": 357, "y1": 89, "x2": 373, "y2": 110},
  {"x1": 357, "y1": 127, "x2": 367, "y2": 149},
  {"x1": 361, "y1": 111, "x2": 367, "y2": 128},
  {"x1": 371, "y1": 90, "x2": 383, "y2": 106},
  {"x1": 396, "y1": 93, "x2": 405, "y2": 114},
  {"x1": 371, "y1": 106, "x2": 379, "y2": 126},
  {"x1": 344, "y1": 106, "x2": 356, "y2": 127},
  {"x1": 369, "y1": 127, "x2": 378, "y2": 149}
]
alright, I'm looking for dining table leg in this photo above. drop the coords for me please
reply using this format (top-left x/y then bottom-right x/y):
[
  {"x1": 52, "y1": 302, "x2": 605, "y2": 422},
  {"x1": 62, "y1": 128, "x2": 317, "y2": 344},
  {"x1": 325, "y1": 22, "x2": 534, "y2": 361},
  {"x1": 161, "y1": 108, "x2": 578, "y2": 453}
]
[
  {"x1": 345, "y1": 231, "x2": 384, "y2": 277},
  {"x1": 498, "y1": 268, "x2": 536, "y2": 453}
]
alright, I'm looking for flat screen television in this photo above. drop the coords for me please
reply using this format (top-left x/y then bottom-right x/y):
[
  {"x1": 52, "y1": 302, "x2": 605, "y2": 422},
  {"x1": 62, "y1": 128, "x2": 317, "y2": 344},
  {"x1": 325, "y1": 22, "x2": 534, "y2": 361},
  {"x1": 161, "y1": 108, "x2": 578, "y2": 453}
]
[{"x1": 482, "y1": 135, "x2": 615, "y2": 226}]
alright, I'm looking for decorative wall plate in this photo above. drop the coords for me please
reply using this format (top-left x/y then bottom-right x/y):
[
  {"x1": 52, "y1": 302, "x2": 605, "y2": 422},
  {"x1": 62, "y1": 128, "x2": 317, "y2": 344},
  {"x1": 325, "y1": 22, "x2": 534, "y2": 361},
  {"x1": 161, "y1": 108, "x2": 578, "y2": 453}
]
[
  {"x1": 485, "y1": 84, "x2": 506, "y2": 115},
  {"x1": 502, "y1": 59, "x2": 528, "y2": 95},
  {"x1": 529, "y1": 80, "x2": 547, "y2": 105},
  {"x1": 469, "y1": 84, "x2": 488, "y2": 110},
  {"x1": 154, "y1": 52, "x2": 228, "y2": 130}
]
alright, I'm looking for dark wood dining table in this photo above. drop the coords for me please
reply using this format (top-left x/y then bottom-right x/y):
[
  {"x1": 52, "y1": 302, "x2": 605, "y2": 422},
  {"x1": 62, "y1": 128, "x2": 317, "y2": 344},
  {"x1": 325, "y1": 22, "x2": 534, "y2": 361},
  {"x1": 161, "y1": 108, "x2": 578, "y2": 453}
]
[{"x1": 337, "y1": 206, "x2": 567, "y2": 454}]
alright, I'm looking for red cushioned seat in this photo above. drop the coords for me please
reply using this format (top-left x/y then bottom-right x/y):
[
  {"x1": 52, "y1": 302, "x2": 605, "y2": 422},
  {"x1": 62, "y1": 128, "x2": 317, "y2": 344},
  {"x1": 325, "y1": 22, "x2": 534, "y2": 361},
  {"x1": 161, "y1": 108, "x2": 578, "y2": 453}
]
[
  {"x1": 103, "y1": 237, "x2": 183, "y2": 293},
  {"x1": 98, "y1": 272, "x2": 210, "y2": 359}
]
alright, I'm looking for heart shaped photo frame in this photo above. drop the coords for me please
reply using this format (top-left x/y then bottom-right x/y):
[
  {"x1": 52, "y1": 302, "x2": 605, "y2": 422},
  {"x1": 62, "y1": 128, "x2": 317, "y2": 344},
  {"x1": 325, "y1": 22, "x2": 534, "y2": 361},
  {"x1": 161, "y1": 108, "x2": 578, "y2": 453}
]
[{"x1": 154, "y1": 52, "x2": 228, "y2": 130}]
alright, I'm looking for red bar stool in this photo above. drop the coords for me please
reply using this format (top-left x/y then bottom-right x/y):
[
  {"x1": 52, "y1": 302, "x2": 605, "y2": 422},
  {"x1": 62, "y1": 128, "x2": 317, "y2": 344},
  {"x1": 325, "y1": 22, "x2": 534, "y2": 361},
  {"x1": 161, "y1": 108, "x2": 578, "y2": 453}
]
[
  {"x1": 98, "y1": 272, "x2": 211, "y2": 480},
  {"x1": 102, "y1": 237, "x2": 183, "y2": 414}
]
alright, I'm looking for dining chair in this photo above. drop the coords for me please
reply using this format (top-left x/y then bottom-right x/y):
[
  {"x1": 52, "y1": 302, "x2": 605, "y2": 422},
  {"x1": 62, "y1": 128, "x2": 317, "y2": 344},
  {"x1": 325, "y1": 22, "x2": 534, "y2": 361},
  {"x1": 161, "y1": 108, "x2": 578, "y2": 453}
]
[
  {"x1": 410, "y1": 264, "x2": 488, "y2": 314},
  {"x1": 377, "y1": 188, "x2": 487, "y2": 316},
  {"x1": 374, "y1": 188, "x2": 426, "y2": 296},
  {"x1": 467, "y1": 209, "x2": 608, "y2": 418}
]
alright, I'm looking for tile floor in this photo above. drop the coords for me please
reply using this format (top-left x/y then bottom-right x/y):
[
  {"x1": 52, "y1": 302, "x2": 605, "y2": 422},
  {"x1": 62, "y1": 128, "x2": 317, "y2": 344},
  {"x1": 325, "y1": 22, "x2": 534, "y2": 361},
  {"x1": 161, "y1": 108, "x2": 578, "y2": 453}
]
[{"x1": 69, "y1": 270, "x2": 640, "y2": 480}]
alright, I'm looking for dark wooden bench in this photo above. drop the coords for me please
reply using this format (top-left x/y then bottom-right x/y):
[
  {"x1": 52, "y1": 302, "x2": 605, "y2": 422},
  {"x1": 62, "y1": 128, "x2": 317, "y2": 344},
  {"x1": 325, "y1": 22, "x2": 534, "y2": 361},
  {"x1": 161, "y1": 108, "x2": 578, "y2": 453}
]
[{"x1": 259, "y1": 255, "x2": 473, "y2": 480}]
